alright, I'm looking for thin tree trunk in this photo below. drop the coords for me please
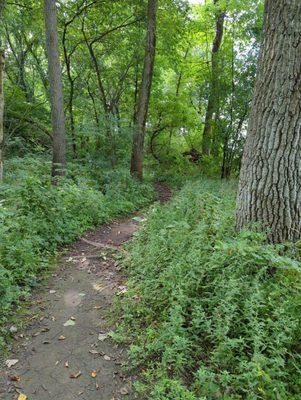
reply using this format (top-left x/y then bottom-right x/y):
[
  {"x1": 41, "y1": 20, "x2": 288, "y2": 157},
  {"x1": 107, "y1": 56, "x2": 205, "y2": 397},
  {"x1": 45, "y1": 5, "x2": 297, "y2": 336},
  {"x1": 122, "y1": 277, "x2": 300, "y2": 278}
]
[
  {"x1": 0, "y1": 50, "x2": 4, "y2": 182},
  {"x1": 236, "y1": 0, "x2": 301, "y2": 243},
  {"x1": 130, "y1": 0, "x2": 158, "y2": 181},
  {"x1": 201, "y1": 0, "x2": 225, "y2": 156},
  {"x1": 44, "y1": 0, "x2": 66, "y2": 179},
  {"x1": 83, "y1": 32, "x2": 117, "y2": 167},
  {"x1": 68, "y1": 80, "x2": 77, "y2": 157},
  {"x1": 132, "y1": 56, "x2": 140, "y2": 126},
  {"x1": 62, "y1": 27, "x2": 77, "y2": 158}
]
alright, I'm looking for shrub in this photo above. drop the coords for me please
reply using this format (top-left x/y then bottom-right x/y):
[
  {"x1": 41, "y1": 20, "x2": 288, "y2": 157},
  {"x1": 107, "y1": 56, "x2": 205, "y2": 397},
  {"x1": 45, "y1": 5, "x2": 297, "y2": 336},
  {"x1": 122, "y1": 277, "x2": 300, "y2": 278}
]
[
  {"x1": 0, "y1": 156, "x2": 155, "y2": 346},
  {"x1": 116, "y1": 180, "x2": 301, "y2": 399}
]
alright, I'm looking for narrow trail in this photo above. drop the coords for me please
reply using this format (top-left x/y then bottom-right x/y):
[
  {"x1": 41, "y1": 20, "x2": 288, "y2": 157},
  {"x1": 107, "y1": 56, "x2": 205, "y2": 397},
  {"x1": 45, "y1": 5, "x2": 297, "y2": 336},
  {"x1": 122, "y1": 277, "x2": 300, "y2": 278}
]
[{"x1": 0, "y1": 184, "x2": 172, "y2": 400}]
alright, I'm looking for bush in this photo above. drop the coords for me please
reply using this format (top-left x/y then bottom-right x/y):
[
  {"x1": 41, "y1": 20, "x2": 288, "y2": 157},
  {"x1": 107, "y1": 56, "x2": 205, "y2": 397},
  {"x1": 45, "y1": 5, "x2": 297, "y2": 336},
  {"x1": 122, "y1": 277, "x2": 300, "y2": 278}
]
[
  {"x1": 116, "y1": 180, "x2": 301, "y2": 399},
  {"x1": 0, "y1": 156, "x2": 155, "y2": 346}
]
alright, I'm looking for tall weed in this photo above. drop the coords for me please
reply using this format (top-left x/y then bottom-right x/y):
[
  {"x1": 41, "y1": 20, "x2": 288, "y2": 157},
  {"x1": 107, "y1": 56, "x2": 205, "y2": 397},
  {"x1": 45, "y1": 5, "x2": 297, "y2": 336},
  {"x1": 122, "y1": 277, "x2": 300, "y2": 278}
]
[{"x1": 116, "y1": 180, "x2": 301, "y2": 399}]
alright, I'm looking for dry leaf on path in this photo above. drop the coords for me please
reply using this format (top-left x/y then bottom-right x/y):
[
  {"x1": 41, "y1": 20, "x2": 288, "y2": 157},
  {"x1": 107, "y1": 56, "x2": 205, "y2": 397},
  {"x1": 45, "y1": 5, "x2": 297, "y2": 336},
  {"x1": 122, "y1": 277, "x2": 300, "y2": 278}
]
[
  {"x1": 10, "y1": 375, "x2": 21, "y2": 382},
  {"x1": 70, "y1": 371, "x2": 82, "y2": 379},
  {"x1": 91, "y1": 370, "x2": 97, "y2": 378},
  {"x1": 120, "y1": 386, "x2": 130, "y2": 395},
  {"x1": 58, "y1": 335, "x2": 66, "y2": 340},
  {"x1": 18, "y1": 394, "x2": 27, "y2": 400},
  {"x1": 93, "y1": 282, "x2": 104, "y2": 291},
  {"x1": 98, "y1": 333, "x2": 108, "y2": 342},
  {"x1": 104, "y1": 355, "x2": 111, "y2": 361},
  {"x1": 63, "y1": 319, "x2": 75, "y2": 327},
  {"x1": 5, "y1": 359, "x2": 19, "y2": 368}
]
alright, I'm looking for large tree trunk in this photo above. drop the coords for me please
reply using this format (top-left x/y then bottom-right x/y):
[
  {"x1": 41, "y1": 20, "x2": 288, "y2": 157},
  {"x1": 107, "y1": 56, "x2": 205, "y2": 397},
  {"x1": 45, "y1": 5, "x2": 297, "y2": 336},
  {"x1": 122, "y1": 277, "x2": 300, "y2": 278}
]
[
  {"x1": 44, "y1": 0, "x2": 66, "y2": 179},
  {"x1": 236, "y1": 0, "x2": 301, "y2": 243},
  {"x1": 130, "y1": 0, "x2": 158, "y2": 181},
  {"x1": 201, "y1": 0, "x2": 225, "y2": 156},
  {"x1": 0, "y1": 50, "x2": 4, "y2": 182}
]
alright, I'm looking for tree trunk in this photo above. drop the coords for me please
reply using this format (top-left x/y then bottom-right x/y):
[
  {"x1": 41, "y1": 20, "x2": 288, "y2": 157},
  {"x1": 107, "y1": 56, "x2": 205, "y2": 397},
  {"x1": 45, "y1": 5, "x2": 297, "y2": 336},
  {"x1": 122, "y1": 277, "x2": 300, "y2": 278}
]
[
  {"x1": 84, "y1": 38, "x2": 117, "y2": 167},
  {"x1": 0, "y1": 50, "x2": 4, "y2": 182},
  {"x1": 68, "y1": 78, "x2": 77, "y2": 158},
  {"x1": 62, "y1": 26, "x2": 77, "y2": 158},
  {"x1": 44, "y1": 0, "x2": 66, "y2": 179},
  {"x1": 130, "y1": 0, "x2": 158, "y2": 181},
  {"x1": 236, "y1": 0, "x2": 301, "y2": 243},
  {"x1": 201, "y1": 0, "x2": 225, "y2": 156}
]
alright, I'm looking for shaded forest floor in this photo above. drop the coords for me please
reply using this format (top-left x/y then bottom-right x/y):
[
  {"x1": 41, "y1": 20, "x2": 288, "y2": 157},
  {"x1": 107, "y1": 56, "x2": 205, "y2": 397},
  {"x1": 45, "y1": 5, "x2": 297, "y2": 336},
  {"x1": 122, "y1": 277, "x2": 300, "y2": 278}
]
[{"x1": 0, "y1": 185, "x2": 172, "y2": 400}]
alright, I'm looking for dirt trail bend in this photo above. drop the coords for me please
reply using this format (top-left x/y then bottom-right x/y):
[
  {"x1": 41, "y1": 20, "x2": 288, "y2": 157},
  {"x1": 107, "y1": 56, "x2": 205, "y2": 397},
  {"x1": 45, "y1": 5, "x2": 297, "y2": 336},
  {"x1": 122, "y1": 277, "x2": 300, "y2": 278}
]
[{"x1": 0, "y1": 184, "x2": 172, "y2": 400}]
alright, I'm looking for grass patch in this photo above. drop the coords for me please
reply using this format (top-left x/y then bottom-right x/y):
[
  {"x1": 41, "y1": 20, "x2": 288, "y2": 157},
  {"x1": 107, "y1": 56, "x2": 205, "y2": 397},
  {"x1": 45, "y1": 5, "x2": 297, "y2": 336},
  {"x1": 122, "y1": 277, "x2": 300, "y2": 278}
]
[{"x1": 115, "y1": 179, "x2": 301, "y2": 399}]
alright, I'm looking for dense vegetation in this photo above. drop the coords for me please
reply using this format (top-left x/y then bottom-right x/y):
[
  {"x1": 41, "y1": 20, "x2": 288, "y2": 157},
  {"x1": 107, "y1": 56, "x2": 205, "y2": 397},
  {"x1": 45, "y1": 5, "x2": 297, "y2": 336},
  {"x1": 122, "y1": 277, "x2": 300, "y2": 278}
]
[
  {"x1": 1, "y1": 0, "x2": 301, "y2": 398},
  {"x1": 0, "y1": 158, "x2": 154, "y2": 347},
  {"x1": 1, "y1": 0, "x2": 262, "y2": 179},
  {"x1": 116, "y1": 181, "x2": 301, "y2": 399}
]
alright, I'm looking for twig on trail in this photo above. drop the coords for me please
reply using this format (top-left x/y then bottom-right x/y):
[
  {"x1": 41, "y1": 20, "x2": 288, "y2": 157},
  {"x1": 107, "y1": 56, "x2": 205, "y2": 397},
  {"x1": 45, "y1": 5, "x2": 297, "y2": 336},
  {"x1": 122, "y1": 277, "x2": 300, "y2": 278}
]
[
  {"x1": 80, "y1": 237, "x2": 118, "y2": 250},
  {"x1": 80, "y1": 237, "x2": 127, "y2": 253}
]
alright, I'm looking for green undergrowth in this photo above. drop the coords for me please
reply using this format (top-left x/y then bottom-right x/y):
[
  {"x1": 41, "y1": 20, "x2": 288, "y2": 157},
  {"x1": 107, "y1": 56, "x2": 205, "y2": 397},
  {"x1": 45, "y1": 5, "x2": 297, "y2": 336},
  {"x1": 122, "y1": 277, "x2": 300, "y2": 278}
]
[
  {"x1": 115, "y1": 180, "x2": 301, "y2": 399},
  {"x1": 0, "y1": 156, "x2": 155, "y2": 348}
]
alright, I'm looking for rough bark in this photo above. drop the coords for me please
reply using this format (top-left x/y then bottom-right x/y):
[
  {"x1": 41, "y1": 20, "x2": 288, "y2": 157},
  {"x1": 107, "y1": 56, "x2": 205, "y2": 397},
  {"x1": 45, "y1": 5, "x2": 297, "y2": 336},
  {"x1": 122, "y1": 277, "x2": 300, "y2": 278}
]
[
  {"x1": 44, "y1": 0, "x2": 67, "y2": 179},
  {"x1": 201, "y1": 0, "x2": 225, "y2": 156},
  {"x1": 62, "y1": 25, "x2": 77, "y2": 158},
  {"x1": 0, "y1": 50, "x2": 4, "y2": 182},
  {"x1": 130, "y1": 0, "x2": 158, "y2": 181},
  {"x1": 236, "y1": 0, "x2": 301, "y2": 243}
]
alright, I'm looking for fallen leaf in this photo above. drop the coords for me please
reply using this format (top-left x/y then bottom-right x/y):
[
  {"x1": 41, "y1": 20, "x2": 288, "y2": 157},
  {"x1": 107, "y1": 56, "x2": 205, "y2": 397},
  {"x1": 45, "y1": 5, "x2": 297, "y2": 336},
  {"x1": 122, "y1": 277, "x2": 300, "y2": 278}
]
[
  {"x1": 79, "y1": 293, "x2": 86, "y2": 297},
  {"x1": 70, "y1": 371, "x2": 82, "y2": 379},
  {"x1": 91, "y1": 370, "x2": 97, "y2": 378},
  {"x1": 93, "y1": 282, "x2": 104, "y2": 291},
  {"x1": 18, "y1": 394, "x2": 27, "y2": 400},
  {"x1": 58, "y1": 335, "x2": 66, "y2": 341},
  {"x1": 96, "y1": 383, "x2": 100, "y2": 390},
  {"x1": 120, "y1": 386, "x2": 130, "y2": 395},
  {"x1": 49, "y1": 290, "x2": 56, "y2": 294},
  {"x1": 104, "y1": 355, "x2": 111, "y2": 361},
  {"x1": 5, "y1": 359, "x2": 19, "y2": 368},
  {"x1": 94, "y1": 306, "x2": 101, "y2": 309},
  {"x1": 10, "y1": 375, "x2": 21, "y2": 382},
  {"x1": 89, "y1": 350, "x2": 99, "y2": 355},
  {"x1": 70, "y1": 316, "x2": 76, "y2": 321},
  {"x1": 65, "y1": 361, "x2": 69, "y2": 368},
  {"x1": 43, "y1": 340, "x2": 51, "y2": 344},
  {"x1": 63, "y1": 319, "x2": 75, "y2": 327},
  {"x1": 98, "y1": 333, "x2": 108, "y2": 342}
]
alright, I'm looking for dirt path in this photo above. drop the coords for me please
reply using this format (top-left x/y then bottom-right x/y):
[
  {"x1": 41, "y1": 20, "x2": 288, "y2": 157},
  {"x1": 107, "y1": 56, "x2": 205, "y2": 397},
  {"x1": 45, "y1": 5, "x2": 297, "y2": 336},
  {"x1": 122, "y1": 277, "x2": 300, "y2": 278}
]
[{"x1": 0, "y1": 185, "x2": 172, "y2": 400}]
